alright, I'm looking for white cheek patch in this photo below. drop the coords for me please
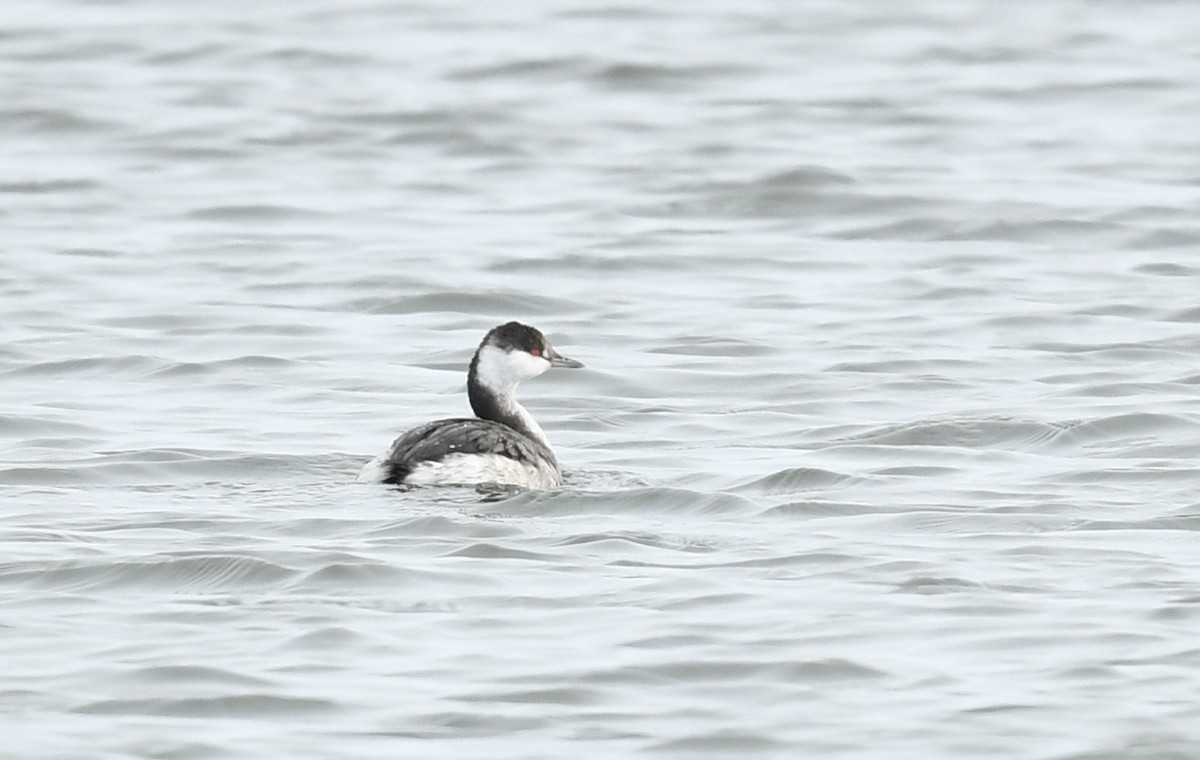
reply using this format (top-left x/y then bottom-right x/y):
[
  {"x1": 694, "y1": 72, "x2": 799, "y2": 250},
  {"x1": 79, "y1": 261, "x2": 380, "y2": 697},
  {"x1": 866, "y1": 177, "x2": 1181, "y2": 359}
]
[
  {"x1": 475, "y1": 344, "x2": 549, "y2": 389},
  {"x1": 512, "y1": 350, "x2": 551, "y2": 378}
]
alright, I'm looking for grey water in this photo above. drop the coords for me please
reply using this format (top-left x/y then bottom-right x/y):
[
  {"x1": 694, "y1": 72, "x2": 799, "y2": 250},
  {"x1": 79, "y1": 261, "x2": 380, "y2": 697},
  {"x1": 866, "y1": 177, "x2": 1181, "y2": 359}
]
[{"x1": 3, "y1": 1, "x2": 1200, "y2": 758}]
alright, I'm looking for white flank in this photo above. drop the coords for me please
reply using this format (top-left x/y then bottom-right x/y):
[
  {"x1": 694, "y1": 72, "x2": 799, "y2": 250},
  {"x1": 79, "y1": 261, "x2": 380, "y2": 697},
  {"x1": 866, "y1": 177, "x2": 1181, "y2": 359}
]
[{"x1": 405, "y1": 453, "x2": 561, "y2": 489}]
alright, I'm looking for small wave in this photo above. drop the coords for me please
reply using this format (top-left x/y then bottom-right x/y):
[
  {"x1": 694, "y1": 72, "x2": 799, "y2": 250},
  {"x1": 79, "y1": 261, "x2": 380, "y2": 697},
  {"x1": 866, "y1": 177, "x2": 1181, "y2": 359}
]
[
  {"x1": 653, "y1": 731, "x2": 788, "y2": 754},
  {"x1": 3, "y1": 354, "x2": 163, "y2": 378},
  {"x1": 1069, "y1": 514, "x2": 1200, "y2": 532},
  {"x1": 1051, "y1": 412, "x2": 1200, "y2": 448},
  {"x1": 485, "y1": 487, "x2": 760, "y2": 517},
  {"x1": 1026, "y1": 340, "x2": 1179, "y2": 357},
  {"x1": 761, "y1": 500, "x2": 884, "y2": 518},
  {"x1": 362, "y1": 514, "x2": 521, "y2": 541},
  {"x1": 554, "y1": 530, "x2": 719, "y2": 554},
  {"x1": 145, "y1": 355, "x2": 301, "y2": 378},
  {"x1": 0, "y1": 451, "x2": 318, "y2": 486},
  {"x1": 293, "y1": 559, "x2": 412, "y2": 588},
  {"x1": 648, "y1": 335, "x2": 775, "y2": 357},
  {"x1": 121, "y1": 665, "x2": 272, "y2": 688},
  {"x1": 286, "y1": 626, "x2": 368, "y2": 650},
  {"x1": 730, "y1": 467, "x2": 856, "y2": 495},
  {"x1": 637, "y1": 656, "x2": 886, "y2": 683},
  {"x1": 593, "y1": 61, "x2": 748, "y2": 91},
  {"x1": 833, "y1": 416, "x2": 1079, "y2": 451},
  {"x1": 0, "y1": 414, "x2": 98, "y2": 437},
  {"x1": 1133, "y1": 262, "x2": 1200, "y2": 277},
  {"x1": 1, "y1": 107, "x2": 117, "y2": 134},
  {"x1": 1067, "y1": 381, "x2": 1184, "y2": 398},
  {"x1": 0, "y1": 554, "x2": 298, "y2": 593},
  {"x1": 833, "y1": 412, "x2": 1199, "y2": 455},
  {"x1": 453, "y1": 685, "x2": 603, "y2": 705},
  {"x1": 73, "y1": 693, "x2": 338, "y2": 718},
  {"x1": 936, "y1": 218, "x2": 1126, "y2": 244},
  {"x1": 1047, "y1": 465, "x2": 1200, "y2": 487},
  {"x1": 343, "y1": 290, "x2": 575, "y2": 316},
  {"x1": 450, "y1": 55, "x2": 586, "y2": 82},
  {"x1": 382, "y1": 123, "x2": 525, "y2": 157},
  {"x1": 443, "y1": 542, "x2": 561, "y2": 561},
  {"x1": 630, "y1": 165, "x2": 867, "y2": 220},
  {"x1": 1165, "y1": 306, "x2": 1200, "y2": 323},
  {"x1": 185, "y1": 203, "x2": 324, "y2": 221},
  {"x1": 0, "y1": 178, "x2": 100, "y2": 194},
  {"x1": 916, "y1": 285, "x2": 993, "y2": 301}
]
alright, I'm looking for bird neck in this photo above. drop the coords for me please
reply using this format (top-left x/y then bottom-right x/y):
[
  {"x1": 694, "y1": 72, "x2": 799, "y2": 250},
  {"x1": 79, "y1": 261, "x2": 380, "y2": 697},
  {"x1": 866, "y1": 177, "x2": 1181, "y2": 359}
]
[{"x1": 467, "y1": 371, "x2": 553, "y2": 457}]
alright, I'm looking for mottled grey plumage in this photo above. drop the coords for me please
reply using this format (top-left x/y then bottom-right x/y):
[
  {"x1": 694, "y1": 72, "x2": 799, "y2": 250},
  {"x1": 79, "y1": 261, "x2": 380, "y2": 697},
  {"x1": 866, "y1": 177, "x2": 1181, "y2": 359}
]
[{"x1": 378, "y1": 417, "x2": 553, "y2": 485}]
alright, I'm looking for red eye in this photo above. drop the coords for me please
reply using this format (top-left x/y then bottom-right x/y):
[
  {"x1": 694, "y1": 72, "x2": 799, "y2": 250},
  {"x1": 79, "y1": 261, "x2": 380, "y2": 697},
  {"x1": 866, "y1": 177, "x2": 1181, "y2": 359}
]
[{"x1": 530, "y1": 348, "x2": 542, "y2": 357}]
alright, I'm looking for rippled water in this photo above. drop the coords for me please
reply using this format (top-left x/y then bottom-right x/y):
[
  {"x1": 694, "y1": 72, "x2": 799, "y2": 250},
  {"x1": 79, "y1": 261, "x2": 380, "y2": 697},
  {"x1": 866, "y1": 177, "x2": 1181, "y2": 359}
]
[{"x1": 4, "y1": 1, "x2": 1200, "y2": 758}]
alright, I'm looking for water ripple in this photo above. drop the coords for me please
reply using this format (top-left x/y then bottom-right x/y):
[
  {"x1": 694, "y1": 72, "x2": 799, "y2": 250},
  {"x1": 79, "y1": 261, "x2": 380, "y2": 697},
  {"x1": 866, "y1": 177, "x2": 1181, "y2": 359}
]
[
  {"x1": 0, "y1": 554, "x2": 298, "y2": 593},
  {"x1": 5, "y1": 2, "x2": 1200, "y2": 757}
]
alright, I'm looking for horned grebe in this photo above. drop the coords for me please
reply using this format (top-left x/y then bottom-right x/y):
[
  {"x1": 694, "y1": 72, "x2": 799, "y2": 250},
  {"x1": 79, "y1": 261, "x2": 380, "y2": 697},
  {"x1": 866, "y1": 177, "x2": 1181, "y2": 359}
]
[{"x1": 358, "y1": 322, "x2": 583, "y2": 488}]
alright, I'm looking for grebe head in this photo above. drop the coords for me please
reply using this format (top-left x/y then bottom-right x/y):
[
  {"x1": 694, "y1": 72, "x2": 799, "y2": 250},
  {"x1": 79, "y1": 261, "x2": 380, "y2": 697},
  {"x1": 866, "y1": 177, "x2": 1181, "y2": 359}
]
[{"x1": 471, "y1": 322, "x2": 583, "y2": 393}]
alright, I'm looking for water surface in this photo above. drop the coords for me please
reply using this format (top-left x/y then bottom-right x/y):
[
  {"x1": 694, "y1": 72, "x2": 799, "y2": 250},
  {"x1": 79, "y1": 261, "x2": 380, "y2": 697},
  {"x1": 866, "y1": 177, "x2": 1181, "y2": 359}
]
[{"x1": 3, "y1": 1, "x2": 1200, "y2": 758}]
